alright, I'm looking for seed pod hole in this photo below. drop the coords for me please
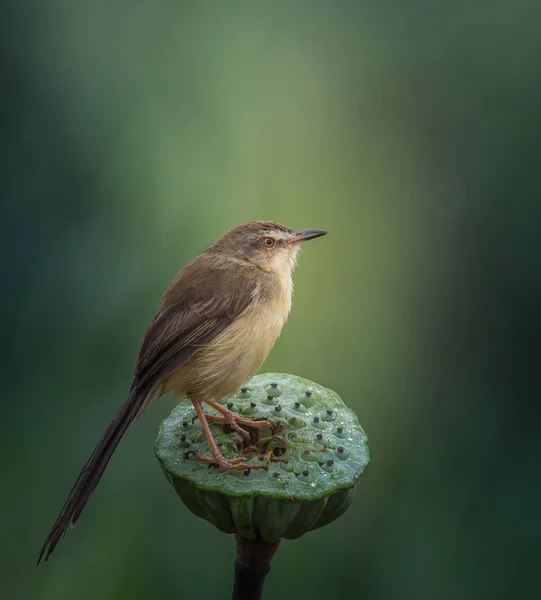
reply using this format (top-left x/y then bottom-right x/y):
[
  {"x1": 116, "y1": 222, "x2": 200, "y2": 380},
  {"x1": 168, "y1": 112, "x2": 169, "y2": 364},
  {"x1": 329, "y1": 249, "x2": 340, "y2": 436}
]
[
  {"x1": 321, "y1": 458, "x2": 336, "y2": 473},
  {"x1": 292, "y1": 401, "x2": 306, "y2": 413},
  {"x1": 280, "y1": 459, "x2": 293, "y2": 473},
  {"x1": 265, "y1": 383, "x2": 283, "y2": 398},
  {"x1": 335, "y1": 446, "x2": 349, "y2": 460},
  {"x1": 297, "y1": 470, "x2": 311, "y2": 482},
  {"x1": 301, "y1": 450, "x2": 318, "y2": 462},
  {"x1": 300, "y1": 390, "x2": 316, "y2": 407},
  {"x1": 335, "y1": 426, "x2": 346, "y2": 439},
  {"x1": 287, "y1": 432, "x2": 300, "y2": 444},
  {"x1": 322, "y1": 409, "x2": 336, "y2": 422},
  {"x1": 288, "y1": 416, "x2": 306, "y2": 428},
  {"x1": 312, "y1": 416, "x2": 325, "y2": 430}
]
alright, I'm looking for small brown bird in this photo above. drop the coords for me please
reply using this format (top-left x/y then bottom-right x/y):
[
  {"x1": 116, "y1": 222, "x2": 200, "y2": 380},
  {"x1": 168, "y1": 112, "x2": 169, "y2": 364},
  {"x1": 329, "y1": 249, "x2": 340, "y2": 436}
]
[{"x1": 38, "y1": 221, "x2": 327, "y2": 562}]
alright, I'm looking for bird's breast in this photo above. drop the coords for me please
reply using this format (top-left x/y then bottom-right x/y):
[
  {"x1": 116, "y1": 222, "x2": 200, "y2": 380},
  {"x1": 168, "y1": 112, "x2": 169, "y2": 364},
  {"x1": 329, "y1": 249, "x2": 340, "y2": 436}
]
[{"x1": 165, "y1": 272, "x2": 293, "y2": 402}]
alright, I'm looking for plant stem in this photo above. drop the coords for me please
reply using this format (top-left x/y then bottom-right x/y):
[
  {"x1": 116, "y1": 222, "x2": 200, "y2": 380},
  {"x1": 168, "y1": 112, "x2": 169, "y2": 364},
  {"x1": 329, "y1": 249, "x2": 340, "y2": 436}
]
[{"x1": 232, "y1": 535, "x2": 281, "y2": 600}]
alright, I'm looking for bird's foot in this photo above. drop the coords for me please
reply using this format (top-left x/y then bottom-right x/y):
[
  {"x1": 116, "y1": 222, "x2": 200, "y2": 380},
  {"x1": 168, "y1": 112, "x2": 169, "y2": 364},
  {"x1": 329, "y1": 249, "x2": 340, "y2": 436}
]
[
  {"x1": 189, "y1": 450, "x2": 263, "y2": 471},
  {"x1": 205, "y1": 401, "x2": 271, "y2": 439},
  {"x1": 231, "y1": 414, "x2": 272, "y2": 429},
  {"x1": 205, "y1": 414, "x2": 251, "y2": 439},
  {"x1": 190, "y1": 400, "x2": 268, "y2": 470}
]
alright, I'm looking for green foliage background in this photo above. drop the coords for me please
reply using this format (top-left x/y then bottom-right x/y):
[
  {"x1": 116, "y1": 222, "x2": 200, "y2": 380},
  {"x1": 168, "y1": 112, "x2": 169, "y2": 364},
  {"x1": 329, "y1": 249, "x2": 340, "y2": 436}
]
[{"x1": 2, "y1": 2, "x2": 540, "y2": 599}]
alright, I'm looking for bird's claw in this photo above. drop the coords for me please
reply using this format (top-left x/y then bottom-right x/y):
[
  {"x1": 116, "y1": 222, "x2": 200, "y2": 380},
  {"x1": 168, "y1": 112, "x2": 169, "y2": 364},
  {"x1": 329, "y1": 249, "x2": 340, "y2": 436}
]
[
  {"x1": 205, "y1": 408, "x2": 271, "y2": 440},
  {"x1": 189, "y1": 450, "x2": 246, "y2": 470},
  {"x1": 188, "y1": 450, "x2": 266, "y2": 471}
]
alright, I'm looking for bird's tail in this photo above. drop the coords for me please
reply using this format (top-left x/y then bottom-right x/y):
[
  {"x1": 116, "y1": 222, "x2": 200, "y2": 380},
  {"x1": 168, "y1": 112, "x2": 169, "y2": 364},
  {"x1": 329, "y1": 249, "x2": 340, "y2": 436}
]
[{"x1": 37, "y1": 385, "x2": 150, "y2": 564}]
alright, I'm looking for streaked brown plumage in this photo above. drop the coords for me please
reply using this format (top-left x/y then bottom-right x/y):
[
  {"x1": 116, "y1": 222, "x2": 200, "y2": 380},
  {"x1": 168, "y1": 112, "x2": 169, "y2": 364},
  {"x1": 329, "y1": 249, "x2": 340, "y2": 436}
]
[{"x1": 38, "y1": 221, "x2": 327, "y2": 563}]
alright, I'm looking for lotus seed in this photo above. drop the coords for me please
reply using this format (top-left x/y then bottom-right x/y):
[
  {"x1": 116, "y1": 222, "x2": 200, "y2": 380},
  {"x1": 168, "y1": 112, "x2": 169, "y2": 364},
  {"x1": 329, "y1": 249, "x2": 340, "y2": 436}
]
[
  {"x1": 322, "y1": 408, "x2": 336, "y2": 422},
  {"x1": 180, "y1": 435, "x2": 186, "y2": 442},
  {"x1": 237, "y1": 387, "x2": 251, "y2": 399},
  {"x1": 265, "y1": 383, "x2": 283, "y2": 397},
  {"x1": 335, "y1": 445, "x2": 349, "y2": 460},
  {"x1": 182, "y1": 421, "x2": 188, "y2": 428},
  {"x1": 250, "y1": 402, "x2": 257, "y2": 408},
  {"x1": 305, "y1": 391, "x2": 312, "y2": 397},
  {"x1": 243, "y1": 469, "x2": 251, "y2": 476},
  {"x1": 313, "y1": 416, "x2": 320, "y2": 423},
  {"x1": 263, "y1": 394, "x2": 277, "y2": 405},
  {"x1": 227, "y1": 402, "x2": 234, "y2": 409},
  {"x1": 272, "y1": 472, "x2": 280, "y2": 478},
  {"x1": 327, "y1": 459, "x2": 334, "y2": 466},
  {"x1": 303, "y1": 470, "x2": 309, "y2": 477},
  {"x1": 334, "y1": 425, "x2": 346, "y2": 438},
  {"x1": 275, "y1": 405, "x2": 282, "y2": 412},
  {"x1": 316, "y1": 433, "x2": 323, "y2": 441},
  {"x1": 271, "y1": 383, "x2": 278, "y2": 388},
  {"x1": 292, "y1": 401, "x2": 307, "y2": 414}
]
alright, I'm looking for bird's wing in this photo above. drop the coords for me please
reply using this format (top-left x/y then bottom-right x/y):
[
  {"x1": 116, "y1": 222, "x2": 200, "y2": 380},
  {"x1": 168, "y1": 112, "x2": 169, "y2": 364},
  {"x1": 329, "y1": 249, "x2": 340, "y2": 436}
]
[{"x1": 134, "y1": 284, "x2": 256, "y2": 390}]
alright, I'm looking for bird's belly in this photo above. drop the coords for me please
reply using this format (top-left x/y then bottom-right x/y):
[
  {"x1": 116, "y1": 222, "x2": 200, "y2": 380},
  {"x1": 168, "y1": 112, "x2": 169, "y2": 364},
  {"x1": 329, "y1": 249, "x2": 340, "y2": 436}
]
[{"x1": 164, "y1": 303, "x2": 287, "y2": 402}]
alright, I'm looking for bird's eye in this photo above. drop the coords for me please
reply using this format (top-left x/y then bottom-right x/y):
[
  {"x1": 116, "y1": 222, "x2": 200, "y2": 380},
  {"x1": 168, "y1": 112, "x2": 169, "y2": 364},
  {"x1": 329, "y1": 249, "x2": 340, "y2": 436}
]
[{"x1": 264, "y1": 237, "x2": 275, "y2": 247}]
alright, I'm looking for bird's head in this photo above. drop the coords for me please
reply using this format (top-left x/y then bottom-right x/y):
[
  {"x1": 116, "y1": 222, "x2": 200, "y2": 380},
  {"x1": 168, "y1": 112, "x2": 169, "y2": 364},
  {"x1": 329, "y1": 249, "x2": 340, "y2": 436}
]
[{"x1": 212, "y1": 221, "x2": 327, "y2": 274}]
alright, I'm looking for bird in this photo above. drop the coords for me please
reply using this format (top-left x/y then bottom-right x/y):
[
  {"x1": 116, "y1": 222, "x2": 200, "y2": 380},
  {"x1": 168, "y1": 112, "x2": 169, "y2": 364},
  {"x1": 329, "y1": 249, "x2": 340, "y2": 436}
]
[{"x1": 38, "y1": 220, "x2": 327, "y2": 563}]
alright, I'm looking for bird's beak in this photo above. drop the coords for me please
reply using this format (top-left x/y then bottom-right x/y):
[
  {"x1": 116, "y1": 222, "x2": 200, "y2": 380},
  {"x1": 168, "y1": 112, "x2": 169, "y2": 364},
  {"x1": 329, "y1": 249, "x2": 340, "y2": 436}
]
[{"x1": 288, "y1": 229, "x2": 328, "y2": 245}]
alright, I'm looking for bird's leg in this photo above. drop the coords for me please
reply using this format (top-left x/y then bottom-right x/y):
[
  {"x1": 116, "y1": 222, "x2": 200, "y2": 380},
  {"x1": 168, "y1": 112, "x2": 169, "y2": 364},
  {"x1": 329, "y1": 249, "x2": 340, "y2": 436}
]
[
  {"x1": 205, "y1": 399, "x2": 271, "y2": 433},
  {"x1": 191, "y1": 401, "x2": 248, "y2": 470}
]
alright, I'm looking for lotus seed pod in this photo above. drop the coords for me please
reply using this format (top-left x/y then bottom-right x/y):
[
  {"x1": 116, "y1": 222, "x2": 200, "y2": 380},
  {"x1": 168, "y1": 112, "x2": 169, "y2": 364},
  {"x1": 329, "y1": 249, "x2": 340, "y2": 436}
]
[{"x1": 155, "y1": 373, "x2": 369, "y2": 543}]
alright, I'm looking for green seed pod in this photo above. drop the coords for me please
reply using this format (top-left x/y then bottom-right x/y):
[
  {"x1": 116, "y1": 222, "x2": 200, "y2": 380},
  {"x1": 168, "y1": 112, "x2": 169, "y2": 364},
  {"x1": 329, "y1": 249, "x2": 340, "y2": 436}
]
[{"x1": 155, "y1": 373, "x2": 369, "y2": 543}]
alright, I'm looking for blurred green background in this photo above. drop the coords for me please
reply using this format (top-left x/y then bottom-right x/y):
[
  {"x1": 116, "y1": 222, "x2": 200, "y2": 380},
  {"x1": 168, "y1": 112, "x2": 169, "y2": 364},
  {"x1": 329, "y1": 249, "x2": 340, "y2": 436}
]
[{"x1": 2, "y1": 1, "x2": 540, "y2": 599}]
